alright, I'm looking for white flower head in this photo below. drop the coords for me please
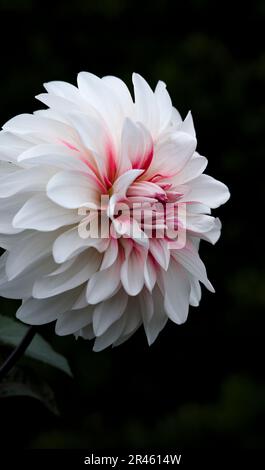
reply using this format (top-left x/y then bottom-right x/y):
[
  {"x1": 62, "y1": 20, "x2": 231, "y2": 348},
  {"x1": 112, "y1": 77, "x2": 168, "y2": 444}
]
[{"x1": 0, "y1": 72, "x2": 230, "y2": 351}]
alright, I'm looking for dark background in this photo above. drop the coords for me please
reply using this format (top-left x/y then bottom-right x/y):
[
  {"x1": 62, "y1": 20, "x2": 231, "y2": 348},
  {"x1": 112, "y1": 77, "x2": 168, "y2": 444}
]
[{"x1": 0, "y1": 0, "x2": 264, "y2": 452}]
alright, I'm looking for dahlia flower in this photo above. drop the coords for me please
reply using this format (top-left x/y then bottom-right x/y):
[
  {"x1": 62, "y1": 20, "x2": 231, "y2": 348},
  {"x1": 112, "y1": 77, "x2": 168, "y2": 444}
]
[{"x1": 0, "y1": 72, "x2": 230, "y2": 351}]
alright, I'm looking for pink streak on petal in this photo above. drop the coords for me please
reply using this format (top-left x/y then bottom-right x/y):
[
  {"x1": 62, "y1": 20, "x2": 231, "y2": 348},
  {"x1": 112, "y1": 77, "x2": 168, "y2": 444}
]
[
  {"x1": 61, "y1": 140, "x2": 79, "y2": 151},
  {"x1": 166, "y1": 192, "x2": 184, "y2": 202},
  {"x1": 107, "y1": 144, "x2": 117, "y2": 183},
  {"x1": 155, "y1": 193, "x2": 168, "y2": 203},
  {"x1": 160, "y1": 183, "x2": 172, "y2": 191},
  {"x1": 61, "y1": 139, "x2": 108, "y2": 193},
  {"x1": 132, "y1": 147, "x2": 154, "y2": 172},
  {"x1": 142, "y1": 147, "x2": 154, "y2": 171},
  {"x1": 78, "y1": 157, "x2": 107, "y2": 193},
  {"x1": 147, "y1": 173, "x2": 168, "y2": 183},
  {"x1": 104, "y1": 175, "x2": 113, "y2": 190}
]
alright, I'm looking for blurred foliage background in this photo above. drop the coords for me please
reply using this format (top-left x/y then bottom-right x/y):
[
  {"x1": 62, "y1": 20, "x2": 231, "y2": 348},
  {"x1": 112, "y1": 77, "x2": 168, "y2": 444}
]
[{"x1": 0, "y1": 0, "x2": 264, "y2": 451}]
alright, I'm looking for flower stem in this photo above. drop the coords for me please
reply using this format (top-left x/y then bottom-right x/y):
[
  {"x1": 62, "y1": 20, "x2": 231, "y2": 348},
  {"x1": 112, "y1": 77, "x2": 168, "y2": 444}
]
[{"x1": 0, "y1": 326, "x2": 37, "y2": 381}]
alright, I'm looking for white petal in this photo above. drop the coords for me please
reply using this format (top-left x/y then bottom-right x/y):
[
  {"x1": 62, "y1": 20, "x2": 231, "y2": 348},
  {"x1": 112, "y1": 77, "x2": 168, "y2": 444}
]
[
  {"x1": 139, "y1": 287, "x2": 154, "y2": 323},
  {"x1": 86, "y1": 260, "x2": 121, "y2": 304},
  {"x1": 112, "y1": 331, "x2": 137, "y2": 347},
  {"x1": 53, "y1": 225, "x2": 105, "y2": 264},
  {"x1": 77, "y1": 72, "x2": 122, "y2": 142},
  {"x1": 100, "y1": 238, "x2": 118, "y2": 270},
  {"x1": 140, "y1": 285, "x2": 167, "y2": 345},
  {"x1": 120, "y1": 118, "x2": 153, "y2": 172},
  {"x1": 0, "y1": 232, "x2": 24, "y2": 250},
  {"x1": 163, "y1": 259, "x2": 191, "y2": 324},
  {"x1": 0, "y1": 131, "x2": 31, "y2": 150},
  {"x1": 112, "y1": 215, "x2": 148, "y2": 248},
  {"x1": 190, "y1": 236, "x2": 200, "y2": 250},
  {"x1": 132, "y1": 73, "x2": 159, "y2": 137},
  {"x1": 173, "y1": 156, "x2": 208, "y2": 185},
  {"x1": 102, "y1": 75, "x2": 134, "y2": 118},
  {"x1": 172, "y1": 242, "x2": 214, "y2": 292},
  {"x1": 189, "y1": 276, "x2": 202, "y2": 307},
  {"x1": 93, "y1": 315, "x2": 127, "y2": 352},
  {"x1": 34, "y1": 108, "x2": 68, "y2": 124},
  {"x1": 0, "y1": 167, "x2": 54, "y2": 198},
  {"x1": 155, "y1": 80, "x2": 172, "y2": 132},
  {"x1": 72, "y1": 287, "x2": 88, "y2": 310},
  {"x1": 93, "y1": 290, "x2": 128, "y2": 336},
  {"x1": 16, "y1": 290, "x2": 78, "y2": 325},
  {"x1": 144, "y1": 255, "x2": 157, "y2": 291},
  {"x1": 0, "y1": 193, "x2": 31, "y2": 234},
  {"x1": 3, "y1": 114, "x2": 79, "y2": 145},
  {"x1": 120, "y1": 246, "x2": 146, "y2": 296},
  {"x1": 33, "y1": 250, "x2": 102, "y2": 298},
  {"x1": 77, "y1": 324, "x2": 95, "y2": 340},
  {"x1": 49, "y1": 258, "x2": 75, "y2": 275},
  {"x1": 0, "y1": 131, "x2": 31, "y2": 163},
  {"x1": 13, "y1": 194, "x2": 81, "y2": 231},
  {"x1": 55, "y1": 305, "x2": 94, "y2": 336},
  {"x1": 47, "y1": 170, "x2": 99, "y2": 209},
  {"x1": 186, "y1": 213, "x2": 216, "y2": 235},
  {"x1": 121, "y1": 297, "x2": 142, "y2": 337},
  {"x1": 68, "y1": 109, "x2": 111, "y2": 165},
  {"x1": 18, "y1": 143, "x2": 89, "y2": 173},
  {"x1": 127, "y1": 180, "x2": 164, "y2": 198},
  {"x1": 153, "y1": 131, "x2": 197, "y2": 176},
  {"x1": 36, "y1": 93, "x2": 81, "y2": 115},
  {"x1": 0, "y1": 256, "x2": 56, "y2": 299},
  {"x1": 148, "y1": 239, "x2": 170, "y2": 270},
  {"x1": 44, "y1": 80, "x2": 80, "y2": 101},
  {"x1": 0, "y1": 161, "x2": 20, "y2": 175},
  {"x1": 181, "y1": 174, "x2": 230, "y2": 208},
  {"x1": 189, "y1": 202, "x2": 211, "y2": 214},
  {"x1": 199, "y1": 217, "x2": 222, "y2": 244},
  {"x1": 112, "y1": 168, "x2": 143, "y2": 197},
  {"x1": 180, "y1": 111, "x2": 196, "y2": 138},
  {"x1": 171, "y1": 107, "x2": 182, "y2": 126},
  {"x1": 6, "y1": 230, "x2": 57, "y2": 280},
  {"x1": 0, "y1": 251, "x2": 9, "y2": 272}
]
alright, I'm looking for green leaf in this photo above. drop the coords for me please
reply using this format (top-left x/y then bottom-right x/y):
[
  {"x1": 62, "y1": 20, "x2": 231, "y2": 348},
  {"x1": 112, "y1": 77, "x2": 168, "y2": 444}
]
[
  {"x1": 0, "y1": 314, "x2": 72, "y2": 377},
  {"x1": 0, "y1": 381, "x2": 59, "y2": 415}
]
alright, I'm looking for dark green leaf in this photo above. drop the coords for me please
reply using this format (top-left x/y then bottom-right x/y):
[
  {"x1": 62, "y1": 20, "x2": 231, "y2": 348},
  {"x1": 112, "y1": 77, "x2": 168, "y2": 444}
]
[
  {"x1": 0, "y1": 314, "x2": 72, "y2": 377},
  {"x1": 0, "y1": 380, "x2": 59, "y2": 415}
]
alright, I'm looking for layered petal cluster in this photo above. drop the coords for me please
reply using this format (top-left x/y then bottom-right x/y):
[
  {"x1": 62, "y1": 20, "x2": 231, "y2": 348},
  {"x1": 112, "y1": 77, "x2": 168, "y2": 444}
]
[{"x1": 0, "y1": 72, "x2": 230, "y2": 350}]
